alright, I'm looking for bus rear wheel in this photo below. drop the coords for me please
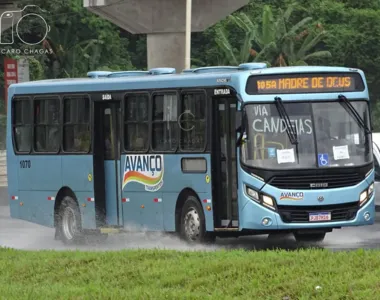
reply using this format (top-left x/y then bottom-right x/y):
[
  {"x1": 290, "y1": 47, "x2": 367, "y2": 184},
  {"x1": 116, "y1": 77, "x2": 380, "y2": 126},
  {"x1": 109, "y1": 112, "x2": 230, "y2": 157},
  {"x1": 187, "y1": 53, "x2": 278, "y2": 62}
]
[
  {"x1": 180, "y1": 196, "x2": 215, "y2": 244},
  {"x1": 294, "y1": 232, "x2": 326, "y2": 243},
  {"x1": 57, "y1": 196, "x2": 84, "y2": 245}
]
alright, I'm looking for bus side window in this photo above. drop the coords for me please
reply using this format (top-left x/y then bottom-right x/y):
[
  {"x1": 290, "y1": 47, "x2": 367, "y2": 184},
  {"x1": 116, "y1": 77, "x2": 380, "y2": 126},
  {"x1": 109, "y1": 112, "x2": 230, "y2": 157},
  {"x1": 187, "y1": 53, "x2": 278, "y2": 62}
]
[
  {"x1": 151, "y1": 93, "x2": 178, "y2": 151},
  {"x1": 124, "y1": 93, "x2": 149, "y2": 152},
  {"x1": 12, "y1": 98, "x2": 32, "y2": 152},
  {"x1": 34, "y1": 97, "x2": 60, "y2": 153},
  {"x1": 63, "y1": 96, "x2": 91, "y2": 153},
  {"x1": 179, "y1": 92, "x2": 206, "y2": 151}
]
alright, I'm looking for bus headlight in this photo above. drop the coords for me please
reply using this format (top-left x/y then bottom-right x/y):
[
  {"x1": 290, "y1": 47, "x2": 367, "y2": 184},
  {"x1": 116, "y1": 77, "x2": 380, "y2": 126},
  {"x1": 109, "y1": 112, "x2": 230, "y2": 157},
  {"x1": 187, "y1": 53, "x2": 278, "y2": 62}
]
[
  {"x1": 245, "y1": 185, "x2": 276, "y2": 210},
  {"x1": 359, "y1": 182, "x2": 374, "y2": 206},
  {"x1": 246, "y1": 187, "x2": 259, "y2": 200},
  {"x1": 263, "y1": 195, "x2": 274, "y2": 207}
]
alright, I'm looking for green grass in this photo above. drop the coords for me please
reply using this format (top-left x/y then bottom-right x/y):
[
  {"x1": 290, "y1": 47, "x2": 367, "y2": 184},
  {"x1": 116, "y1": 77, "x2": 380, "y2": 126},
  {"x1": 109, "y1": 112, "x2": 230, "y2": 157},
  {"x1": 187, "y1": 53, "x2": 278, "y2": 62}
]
[{"x1": 0, "y1": 247, "x2": 380, "y2": 299}]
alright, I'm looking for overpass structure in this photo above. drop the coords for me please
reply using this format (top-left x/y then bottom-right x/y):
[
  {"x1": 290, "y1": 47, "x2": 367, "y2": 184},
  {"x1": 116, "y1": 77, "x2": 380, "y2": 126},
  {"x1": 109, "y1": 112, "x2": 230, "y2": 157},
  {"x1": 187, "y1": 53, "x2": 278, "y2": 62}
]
[{"x1": 84, "y1": 0, "x2": 249, "y2": 72}]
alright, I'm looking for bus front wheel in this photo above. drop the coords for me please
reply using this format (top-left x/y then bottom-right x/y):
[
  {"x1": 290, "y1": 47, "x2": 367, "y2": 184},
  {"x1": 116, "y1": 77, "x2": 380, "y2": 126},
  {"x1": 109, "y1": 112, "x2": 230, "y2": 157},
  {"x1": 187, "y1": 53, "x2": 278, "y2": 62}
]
[
  {"x1": 293, "y1": 232, "x2": 326, "y2": 243},
  {"x1": 180, "y1": 196, "x2": 215, "y2": 244},
  {"x1": 57, "y1": 196, "x2": 84, "y2": 245}
]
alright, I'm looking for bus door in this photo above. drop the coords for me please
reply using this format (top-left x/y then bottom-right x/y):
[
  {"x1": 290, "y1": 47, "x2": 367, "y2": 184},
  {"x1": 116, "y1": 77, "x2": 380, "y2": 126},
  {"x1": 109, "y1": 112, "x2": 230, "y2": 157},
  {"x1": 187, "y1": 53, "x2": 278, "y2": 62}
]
[
  {"x1": 93, "y1": 99, "x2": 123, "y2": 228},
  {"x1": 212, "y1": 94, "x2": 238, "y2": 228}
]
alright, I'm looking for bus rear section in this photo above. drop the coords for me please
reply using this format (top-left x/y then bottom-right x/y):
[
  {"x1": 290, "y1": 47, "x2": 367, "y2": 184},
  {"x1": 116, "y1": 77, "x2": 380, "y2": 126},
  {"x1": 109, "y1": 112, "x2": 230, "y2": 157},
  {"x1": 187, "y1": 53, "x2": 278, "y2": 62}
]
[
  {"x1": 231, "y1": 69, "x2": 375, "y2": 242},
  {"x1": 5, "y1": 90, "x2": 133, "y2": 243}
]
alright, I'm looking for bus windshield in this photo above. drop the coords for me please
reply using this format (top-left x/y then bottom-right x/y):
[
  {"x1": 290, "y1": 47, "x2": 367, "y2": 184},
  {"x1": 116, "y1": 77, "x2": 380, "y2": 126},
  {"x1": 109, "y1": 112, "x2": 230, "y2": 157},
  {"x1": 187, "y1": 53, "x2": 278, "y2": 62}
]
[{"x1": 241, "y1": 100, "x2": 372, "y2": 169}]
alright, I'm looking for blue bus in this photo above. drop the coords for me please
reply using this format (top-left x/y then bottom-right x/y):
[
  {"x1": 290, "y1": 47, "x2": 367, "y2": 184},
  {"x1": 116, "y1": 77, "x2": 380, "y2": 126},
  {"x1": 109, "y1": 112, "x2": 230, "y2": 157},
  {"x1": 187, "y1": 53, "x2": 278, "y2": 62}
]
[{"x1": 6, "y1": 63, "x2": 375, "y2": 245}]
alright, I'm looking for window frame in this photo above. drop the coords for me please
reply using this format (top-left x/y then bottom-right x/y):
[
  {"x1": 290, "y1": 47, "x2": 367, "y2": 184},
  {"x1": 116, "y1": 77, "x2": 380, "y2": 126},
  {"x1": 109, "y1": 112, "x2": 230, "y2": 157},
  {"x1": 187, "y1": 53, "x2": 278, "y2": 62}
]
[
  {"x1": 179, "y1": 89, "x2": 208, "y2": 153},
  {"x1": 11, "y1": 96, "x2": 32, "y2": 154},
  {"x1": 61, "y1": 93, "x2": 92, "y2": 154},
  {"x1": 150, "y1": 90, "x2": 179, "y2": 153},
  {"x1": 123, "y1": 91, "x2": 151, "y2": 154},
  {"x1": 32, "y1": 95, "x2": 61, "y2": 154},
  {"x1": 181, "y1": 157, "x2": 208, "y2": 173}
]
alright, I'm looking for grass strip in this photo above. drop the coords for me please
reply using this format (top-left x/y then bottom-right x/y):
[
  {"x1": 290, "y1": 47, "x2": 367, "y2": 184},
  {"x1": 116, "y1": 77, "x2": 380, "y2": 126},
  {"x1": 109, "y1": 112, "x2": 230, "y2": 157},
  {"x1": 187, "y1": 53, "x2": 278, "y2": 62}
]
[{"x1": 0, "y1": 247, "x2": 379, "y2": 299}]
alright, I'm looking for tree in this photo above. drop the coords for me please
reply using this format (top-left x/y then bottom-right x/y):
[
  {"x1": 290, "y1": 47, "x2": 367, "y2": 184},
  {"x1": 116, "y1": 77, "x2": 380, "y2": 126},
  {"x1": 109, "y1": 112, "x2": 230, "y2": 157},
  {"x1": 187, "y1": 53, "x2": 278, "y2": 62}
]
[
  {"x1": 212, "y1": 4, "x2": 331, "y2": 67},
  {"x1": 283, "y1": 23, "x2": 332, "y2": 66},
  {"x1": 292, "y1": 0, "x2": 380, "y2": 129}
]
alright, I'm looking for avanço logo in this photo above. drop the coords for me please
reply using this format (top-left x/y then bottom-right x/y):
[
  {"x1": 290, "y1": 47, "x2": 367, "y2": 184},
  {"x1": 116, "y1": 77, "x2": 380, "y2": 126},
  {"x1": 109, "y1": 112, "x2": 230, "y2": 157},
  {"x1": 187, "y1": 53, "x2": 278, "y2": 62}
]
[
  {"x1": 122, "y1": 154, "x2": 164, "y2": 192},
  {"x1": 279, "y1": 192, "x2": 304, "y2": 201}
]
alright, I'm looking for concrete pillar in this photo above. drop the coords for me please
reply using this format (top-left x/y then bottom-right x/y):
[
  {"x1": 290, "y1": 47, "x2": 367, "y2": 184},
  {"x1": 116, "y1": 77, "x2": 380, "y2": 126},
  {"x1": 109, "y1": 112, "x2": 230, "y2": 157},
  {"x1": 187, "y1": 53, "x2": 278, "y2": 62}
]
[
  {"x1": 84, "y1": 0, "x2": 250, "y2": 71},
  {"x1": 147, "y1": 32, "x2": 186, "y2": 71}
]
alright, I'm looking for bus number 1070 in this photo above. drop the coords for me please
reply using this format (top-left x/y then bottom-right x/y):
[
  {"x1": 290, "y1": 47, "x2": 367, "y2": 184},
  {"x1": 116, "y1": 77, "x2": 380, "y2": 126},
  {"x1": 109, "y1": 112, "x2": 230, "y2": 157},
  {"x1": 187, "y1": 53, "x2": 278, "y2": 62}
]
[{"x1": 20, "y1": 160, "x2": 31, "y2": 169}]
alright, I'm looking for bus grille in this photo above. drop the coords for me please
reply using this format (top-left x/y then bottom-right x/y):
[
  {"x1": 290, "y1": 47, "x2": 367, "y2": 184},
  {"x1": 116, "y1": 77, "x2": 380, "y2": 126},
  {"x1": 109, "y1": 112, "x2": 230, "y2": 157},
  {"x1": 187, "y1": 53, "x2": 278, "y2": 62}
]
[
  {"x1": 268, "y1": 173, "x2": 362, "y2": 190},
  {"x1": 277, "y1": 202, "x2": 359, "y2": 223}
]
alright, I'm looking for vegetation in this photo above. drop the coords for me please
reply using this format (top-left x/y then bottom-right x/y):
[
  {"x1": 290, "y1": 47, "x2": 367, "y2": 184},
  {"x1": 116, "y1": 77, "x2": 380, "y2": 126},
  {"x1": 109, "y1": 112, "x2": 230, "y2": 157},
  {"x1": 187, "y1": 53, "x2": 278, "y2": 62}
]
[
  {"x1": 214, "y1": 4, "x2": 331, "y2": 67},
  {"x1": 0, "y1": 247, "x2": 380, "y2": 299}
]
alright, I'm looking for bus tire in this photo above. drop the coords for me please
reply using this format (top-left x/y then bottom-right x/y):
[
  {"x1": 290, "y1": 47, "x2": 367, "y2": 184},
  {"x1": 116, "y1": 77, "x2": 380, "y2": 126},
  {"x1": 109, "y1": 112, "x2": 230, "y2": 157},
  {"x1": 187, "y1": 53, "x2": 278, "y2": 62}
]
[
  {"x1": 294, "y1": 232, "x2": 326, "y2": 243},
  {"x1": 180, "y1": 196, "x2": 215, "y2": 244},
  {"x1": 57, "y1": 196, "x2": 84, "y2": 245}
]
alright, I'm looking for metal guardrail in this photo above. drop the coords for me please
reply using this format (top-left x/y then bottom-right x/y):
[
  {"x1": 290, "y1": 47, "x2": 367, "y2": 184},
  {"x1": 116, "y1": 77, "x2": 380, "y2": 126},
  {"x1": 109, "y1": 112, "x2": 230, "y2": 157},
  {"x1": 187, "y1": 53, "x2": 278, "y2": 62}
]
[{"x1": 0, "y1": 151, "x2": 7, "y2": 187}]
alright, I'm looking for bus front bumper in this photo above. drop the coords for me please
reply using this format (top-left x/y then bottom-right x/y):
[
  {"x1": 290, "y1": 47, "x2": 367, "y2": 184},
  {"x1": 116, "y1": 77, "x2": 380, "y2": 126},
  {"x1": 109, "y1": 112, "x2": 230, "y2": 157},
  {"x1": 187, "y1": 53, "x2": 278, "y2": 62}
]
[{"x1": 239, "y1": 194, "x2": 375, "y2": 231}]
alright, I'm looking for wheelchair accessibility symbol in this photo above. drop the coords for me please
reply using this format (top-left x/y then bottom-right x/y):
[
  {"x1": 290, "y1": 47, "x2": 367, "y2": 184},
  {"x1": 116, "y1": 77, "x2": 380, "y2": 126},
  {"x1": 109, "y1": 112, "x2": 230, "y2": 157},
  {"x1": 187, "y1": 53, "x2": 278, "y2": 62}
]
[{"x1": 318, "y1": 153, "x2": 329, "y2": 167}]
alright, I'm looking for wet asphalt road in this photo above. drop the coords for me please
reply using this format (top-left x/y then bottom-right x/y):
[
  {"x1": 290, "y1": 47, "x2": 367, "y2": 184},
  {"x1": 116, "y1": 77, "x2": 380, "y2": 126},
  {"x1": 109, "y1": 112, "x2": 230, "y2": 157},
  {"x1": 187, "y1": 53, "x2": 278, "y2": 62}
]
[{"x1": 1, "y1": 187, "x2": 380, "y2": 252}]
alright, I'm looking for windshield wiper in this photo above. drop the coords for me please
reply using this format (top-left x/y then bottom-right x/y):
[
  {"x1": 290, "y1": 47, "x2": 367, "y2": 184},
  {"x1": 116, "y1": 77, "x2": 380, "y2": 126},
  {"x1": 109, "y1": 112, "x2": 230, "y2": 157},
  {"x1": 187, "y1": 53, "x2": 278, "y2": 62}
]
[
  {"x1": 338, "y1": 95, "x2": 371, "y2": 134},
  {"x1": 274, "y1": 96, "x2": 298, "y2": 144}
]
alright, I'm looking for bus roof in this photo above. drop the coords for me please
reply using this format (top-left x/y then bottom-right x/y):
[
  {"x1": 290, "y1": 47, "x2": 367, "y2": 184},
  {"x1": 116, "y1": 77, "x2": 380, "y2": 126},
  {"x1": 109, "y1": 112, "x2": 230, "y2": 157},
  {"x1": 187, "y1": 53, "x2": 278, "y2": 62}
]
[{"x1": 8, "y1": 64, "x2": 366, "y2": 96}]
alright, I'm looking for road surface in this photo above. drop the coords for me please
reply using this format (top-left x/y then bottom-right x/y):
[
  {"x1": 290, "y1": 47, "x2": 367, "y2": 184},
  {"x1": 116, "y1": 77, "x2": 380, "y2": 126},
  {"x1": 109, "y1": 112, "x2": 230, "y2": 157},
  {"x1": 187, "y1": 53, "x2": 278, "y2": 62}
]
[{"x1": 1, "y1": 187, "x2": 380, "y2": 251}]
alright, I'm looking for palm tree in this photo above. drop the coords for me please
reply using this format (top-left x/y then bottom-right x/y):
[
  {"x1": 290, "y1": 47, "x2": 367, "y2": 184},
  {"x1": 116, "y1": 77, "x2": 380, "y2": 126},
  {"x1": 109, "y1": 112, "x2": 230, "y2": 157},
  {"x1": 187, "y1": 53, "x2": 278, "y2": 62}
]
[
  {"x1": 284, "y1": 24, "x2": 332, "y2": 66},
  {"x1": 214, "y1": 3, "x2": 332, "y2": 67},
  {"x1": 214, "y1": 14, "x2": 272, "y2": 66}
]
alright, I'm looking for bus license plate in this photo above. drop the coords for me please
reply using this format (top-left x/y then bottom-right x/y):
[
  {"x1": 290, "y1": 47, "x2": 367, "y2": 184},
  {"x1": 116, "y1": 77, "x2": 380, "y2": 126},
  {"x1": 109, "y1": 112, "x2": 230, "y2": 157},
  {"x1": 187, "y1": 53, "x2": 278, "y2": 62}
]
[{"x1": 309, "y1": 212, "x2": 331, "y2": 222}]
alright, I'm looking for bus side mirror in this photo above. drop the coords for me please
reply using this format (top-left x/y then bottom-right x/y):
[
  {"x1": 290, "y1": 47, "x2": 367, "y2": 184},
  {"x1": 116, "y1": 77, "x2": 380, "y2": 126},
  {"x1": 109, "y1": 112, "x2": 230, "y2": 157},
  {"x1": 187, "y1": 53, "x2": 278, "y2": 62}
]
[{"x1": 375, "y1": 170, "x2": 380, "y2": 182}]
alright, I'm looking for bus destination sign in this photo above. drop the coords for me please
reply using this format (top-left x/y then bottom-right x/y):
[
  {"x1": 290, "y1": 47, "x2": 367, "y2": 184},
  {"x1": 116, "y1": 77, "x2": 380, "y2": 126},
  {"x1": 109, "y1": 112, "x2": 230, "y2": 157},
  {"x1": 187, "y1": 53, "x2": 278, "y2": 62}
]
[{"x1": 245, "y1": 73, "x2": 365, "y2": 95}]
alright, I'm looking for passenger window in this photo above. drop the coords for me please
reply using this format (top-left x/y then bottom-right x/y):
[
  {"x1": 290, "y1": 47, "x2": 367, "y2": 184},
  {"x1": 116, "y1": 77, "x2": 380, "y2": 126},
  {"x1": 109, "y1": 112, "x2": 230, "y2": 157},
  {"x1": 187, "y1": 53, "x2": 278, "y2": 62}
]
[
  {"x1": 34, "y1": 97, "x2": 60, "y2": 152},
  {"x1": 12, "y1": 97, "x2": 32, "y2": 152},
  {"x1": 152, "y1": 93, "x2": 178, "y2": 151},
  {"x1": 63, "y1": 96, "x2": 91, "y2": 152},
  {"x1": 124, "y1": 94, "x2": 149, "y2": 151},
  {"x1": 180, "y1": 92, "x2": 206, "y2": 151}
]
